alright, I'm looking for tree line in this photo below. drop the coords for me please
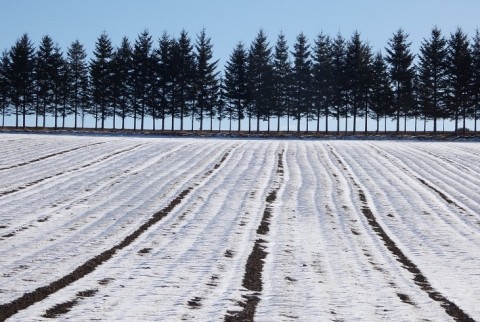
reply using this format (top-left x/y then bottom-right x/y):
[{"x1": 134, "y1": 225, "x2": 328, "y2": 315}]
[{"x1": 1, "y1": 27, "x2": 479, "y2": 135}]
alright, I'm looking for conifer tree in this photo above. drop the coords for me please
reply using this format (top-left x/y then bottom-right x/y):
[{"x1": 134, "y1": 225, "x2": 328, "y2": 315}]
[
  {"x1": 111, "y1": 37, "x2": 133, "y2": 130},
  {"x1": 291, "y1": 32, "x2": 313, "y2": 132},
  {"x1": 331, "y1": 33, "x2": 347, "y2": 133},
  {"x1": 385, "y1": 29, "x2": 415, "y2": 133},
  {"x1": 7, "y1": 33, "x2": 36, "y2": 128},
  {"x1": 369, "y1": 52, "x2": 393, "y2": 133},
  {"x1": 157, "y1": 32, "x2": 173, "y2": 131},
  {"x1": 248, "y1": 29, "x2": 274, "y2": 132},
  {"x1": 470, "y1": 29, "x2": 480, "y2": 133},
  {"x1": 90, "y1": 32, "x2": 113, "y2": 129},
  {"x1": 224, "y1": 42, "x2": 248, "y2": 131},
  {"x1": 67, "y1": 40, "x2": 89, "y2": 129},
  {"x1": 35, "y1": 35, "x2": 55, "y2": 127},
  {"x1": 50, "y1": 44, "x2": 67, "y2": 129},
  {"x1": 312, "y1": 32, "x2": 333, "y2": 133},
  {"x1": 447, "y1": 28, "x2": 472, "y2": 135},
  {"x1": 345, "y1": 31, "x2": 371, "y2": 133},
  {"x1": 194, "y1": 28, "x2": 219, "y2": 131},
  {"x1": 215, "y1": 76, "x2": 227, "y2": 131},
  {"x1": 132, "y1": 30, "x2": 153, "y2": 131},
  {"x1": 418, "y1": 27, "x2": 448, "y2": 134},
  {"x1": 272, "y1": 32, "x2": 292, "y2": 132},
  {"x1": 0, "y1": 51, "x2": 11, "y2": 128}
]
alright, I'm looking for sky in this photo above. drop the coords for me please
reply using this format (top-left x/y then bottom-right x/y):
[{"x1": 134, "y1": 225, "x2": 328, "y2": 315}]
[{"x1": 1, "y1": 0, "x2": 480, "y2": 68}]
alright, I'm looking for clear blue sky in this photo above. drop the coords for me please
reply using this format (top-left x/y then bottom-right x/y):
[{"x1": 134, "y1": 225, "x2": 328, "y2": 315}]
[{"x1": 1, "y1": 0, "x2": 479, "y2": 68}]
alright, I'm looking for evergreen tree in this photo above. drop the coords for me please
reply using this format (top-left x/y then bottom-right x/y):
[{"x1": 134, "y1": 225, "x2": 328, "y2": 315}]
[
  {"x1": 331, "y1": 33, "x2": 347, "y2": 133},
  {"x1": 291, "y1": 32, "x2": 313, "y2": 132},
  {"x1": 345, "y1": 31, "x2": 371, "y2": 133},
  {"x1": 248, "y1": 29, "x2": 274, "y2": 132},
  {"x1": 90, "y1": 31, "x2": 113, "y2": 129},
  {"x1": 385, "y1": 29, "x2": 415, "y2": 133},
  {"x1": 50, "y1": 44, "x2": 68, "y2": 129},
  {"x1": 67, "y1": 40, "x2": 89, "y2": 129},
  {"x1": 111, "y1": 37, "x2": 133, "y2": 130},
  {"x1": 35, "y1": 35, "x2": 55, "y2": 127},
  {"x1": 171, "y1": 30, "x2": 196, "y2": 131},
  {"x1": 224, "y1": 42, "x2": 248, "y2": 131},
  {"x1": 447, "y1": 28, "x2": 472, "y2": 135},
  {"x1": 312, "y1": 32, "x2": 333, "y2": 133},
  {"x1": 132, "y1": 29, "x2": 153, "y2": 131},
  {"x1": 215, "y1": 76, "x2": 227, "y2": 131},
  {"x1": 369, "y1": 51, "x2": 393, "y2": 132},
  {"x1": 418, "y1": 27, "x2": 448, "y2": 134},
  {"x1": 194, "y1": 28, "x2": 219, "y2": 131},
  {"x1": 470, "y1": 29, "x2": 480, "y2": 133},
  {"x1": 0, "y1": 51, "x2": 11, "y2": 127},
  {"x1": 157, "y1": 32, "x2": 173, "y2": 131},
  {"x1": 7, "y1": 33, "x2": 36, "y2": 128},
  {"x1": 272, "y1": 32, "x2": 292, "y2": 132}
]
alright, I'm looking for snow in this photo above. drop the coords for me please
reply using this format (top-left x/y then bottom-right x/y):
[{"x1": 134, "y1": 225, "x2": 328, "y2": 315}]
[{"x1": 1, "y1": 133, "x2": 479, "y2": 321}]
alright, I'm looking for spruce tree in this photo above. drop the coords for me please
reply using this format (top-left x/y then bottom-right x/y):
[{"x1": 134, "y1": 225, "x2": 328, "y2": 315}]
[
  {"x1": 215, "y1": 76, "x2": 227, "y2": 131},
  {"x1": 248, "y1": 29, "x2": 274, "y2": 132},
  {"x1": 157, "y1": 32, "x2": 172, "y2": 131},
  {"x1": 90, "y1": 32, "x2": 114, "y2": 129},
  {"x1": 331, "y1": 33, "x2": 347, "y2": 133},
  {"x1": 291, "y1": 32, "x2": 313, "y2": 132},
  {"x1": 470, "y1": 29, "x2": 480, "y2": 133},
  {"x1": 369, "y1": 52, "x2": 393, "y2": 133},
  {"x1": 0, "y1": 51, "x2": 11, "y2": 128},
  {"x1": 447, "y1": 28, "x2": 472, "y2": 135},
  {"x1": 312, "y1": 32, "x2": 333, "y2": 133},
  {"x1": 385, "y1": 29, "x2": 415, "y2": 133},
  {"x1": 194, "y1": 28, "x2": 219, "y2": 131},
  {"x1": 67, "y1": 40, "x2": 89, "y2": 129},
  {"x1": 224, "y1": 42, "x2": 248, "y2": 131},
  {"x1": 345, "y1": 31, "x2": 371, "y2": 133},
  {"x1": 272, "y1": 32, "x2": 292, "y2": 132},
  {"x1": 50, "y1": 44, "x2": 68, "y2": 129},
  {"x1": 35, "y1": 35, "x2": 55, "y2": 127},
  {"x1": 111, "y1": 37, "x2": 133, "y2": 130},
  {"x1": 7, "y1": 33, "x2": 36, "y2": 128},
  {"x1": 132, "y1": 29, "x2": 153, "y2": 131},
  {"x1": 418, "y1": 27, "x2": 448, "y2": 134}
]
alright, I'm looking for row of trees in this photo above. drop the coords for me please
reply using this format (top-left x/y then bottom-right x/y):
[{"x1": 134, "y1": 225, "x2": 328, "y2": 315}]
[{"x1": 1, "y1": 27, "x2": 480, "y2": 134}]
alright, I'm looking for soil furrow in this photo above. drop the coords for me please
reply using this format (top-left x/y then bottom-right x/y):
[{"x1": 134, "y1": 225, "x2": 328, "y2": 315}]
[
  {"x1": 0, "y1": 143, "x2": 144, "y2": 197},
  {"x1": 225, "y1": 150, "x2": 284, "y2": 322},
  {"x1": 0, "y1": 148, "x2": 232, "y2": 322},
  {"x1": 328, "y1": 145, "x2": 475, "y2": 322},
  {"x1": 0, "y1": 142, "x2": 104, "y2": 172}
]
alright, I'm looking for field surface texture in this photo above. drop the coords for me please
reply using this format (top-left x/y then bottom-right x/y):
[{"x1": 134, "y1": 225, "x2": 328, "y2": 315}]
[{"x1": 0, "y1": 134, "x2": 479, "y2": 321}]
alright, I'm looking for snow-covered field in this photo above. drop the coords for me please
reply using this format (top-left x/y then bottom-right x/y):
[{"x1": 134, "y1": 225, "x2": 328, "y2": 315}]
[{"x1": 1, "y1": 133, "x2": 479, "y2": 321}]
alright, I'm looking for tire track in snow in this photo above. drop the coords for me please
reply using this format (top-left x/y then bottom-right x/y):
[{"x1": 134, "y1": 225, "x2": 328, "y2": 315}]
[
  {"x1": 0, "y1": 142, "x2": 105, "y2": 172},
  {"x1": 0, "y1": 143, "x2": 144, "y2": 198},
  {"x1": 328, "y1": 145, "x2": 475, "y2": 322},
  {"x1": 0, "y1": 146, "x2": 235, "y2": 321},
  {"x1": 225, "y1": 149, "x2": 284, "y2": 322}
]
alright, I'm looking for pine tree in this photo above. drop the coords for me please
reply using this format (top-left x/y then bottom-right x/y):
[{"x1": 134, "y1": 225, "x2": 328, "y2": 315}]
[
  {"x1": 418, "y1": 27, "x2": 448, "y2": 134},
  {"x1": 470, "y1": 29, "x2": 480, "y2": 133},
  {"x1": 171, "y1": 30, "x2": 196, "y2": 131},
  {"x1": 312, "y1": 32, "x2": 333, "y2": 133},
  {"x1": 131, "y1": 30, "x2": 154, "y2": 131},
  {"x1": 248, "y1": 29, "x2": 274, "y2": 132},
  {"x1": 67, "y1": 40, "x2": 89, "y2": 129},
  {"x1": 7, "y1": 33, "x2": 36, "y2": 128},
  {"x1": 224, "y1": 42, "x2": 248, "y2": 131},
  {"x1": 90, "y1": 32, "x2": 113, "y2": 129},
  {"x1": 35, "y1": 35, "x2": 55, "y2": 127},
  {"x1": 215, "y1": 76, "x2": 227, "y2": 131},
  {"x1": 0, "y1": 51, "x2": 11, "y2": 128},
  {"x1": 272, "y1": 32, "x2": 292, "y2": 132},
  {"x1": 369, "y1": 52, "x2": 393, "y2": 133},
  {"x1": 194, "y1": 28, "x2": 219, "y2": 131},
  {"x1": 385, "y1": 29, "x2": 415, "y2": 133},
  {"x1": 331, "y1": 33, "x2": 347, "y2": 133},
  {"x1": 50, "y1": 44, "x2": 68, "y2": 129},
  {"x1": 345, "y1": 31, "x2": 371, "y2": 133},
  {"x1": 111, "y1": 37, "x2": 133, "y2": 130},
  {"x1": 447, "y1": 28, "x2": 472, "y2": 135},
  {"x1": 157, "y1": 32, "x2": 172, "y2": 131},
  {"x1": 291, "y1": 32, "x2": 312, "y2": 132}
]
